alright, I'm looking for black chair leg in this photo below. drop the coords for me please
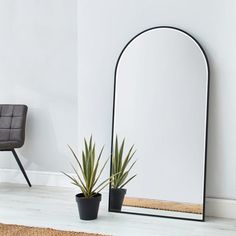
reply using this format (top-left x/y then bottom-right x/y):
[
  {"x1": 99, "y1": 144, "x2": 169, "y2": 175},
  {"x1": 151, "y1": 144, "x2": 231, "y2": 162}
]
[{"x1": 12, "y1": 149, "x2": 32, "y2": 187}]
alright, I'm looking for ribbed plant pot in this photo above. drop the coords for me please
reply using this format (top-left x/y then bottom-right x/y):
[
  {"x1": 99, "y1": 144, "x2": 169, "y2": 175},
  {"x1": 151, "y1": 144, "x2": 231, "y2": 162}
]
[
  {"x1": 75, "y1": 193, "x2": 101, "y2": 220},
  {"x1": 110, "y1": 188, "x2": 127, "y2": 211}
]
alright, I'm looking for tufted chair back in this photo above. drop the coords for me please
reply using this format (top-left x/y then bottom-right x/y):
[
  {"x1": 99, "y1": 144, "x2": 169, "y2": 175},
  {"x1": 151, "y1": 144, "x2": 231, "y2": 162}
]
[{"x1": 0, "y1": 105, "x2": 28, "y2": 150}]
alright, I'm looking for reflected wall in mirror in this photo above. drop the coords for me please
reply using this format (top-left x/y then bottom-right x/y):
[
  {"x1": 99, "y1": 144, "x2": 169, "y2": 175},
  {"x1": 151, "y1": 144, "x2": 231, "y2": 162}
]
[{"x1": 109, "y1": 26, "x2": 209, "y2": 221}]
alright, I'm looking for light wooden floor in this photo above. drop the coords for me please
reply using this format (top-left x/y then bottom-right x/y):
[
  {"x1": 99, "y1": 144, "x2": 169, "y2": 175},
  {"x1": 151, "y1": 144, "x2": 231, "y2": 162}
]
[{"x1": 0, "y1": 183, "x2": 236, "y2": 236}]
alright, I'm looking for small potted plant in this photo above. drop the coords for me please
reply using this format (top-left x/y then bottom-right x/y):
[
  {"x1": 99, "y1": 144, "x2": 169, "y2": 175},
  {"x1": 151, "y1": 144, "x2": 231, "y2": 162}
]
[
  {"x1": 110, "y1": 136, "x2": 137, "y2": 211},
  {"x1": 63, "y1": 136, "x2": 112, "y2": 220}
]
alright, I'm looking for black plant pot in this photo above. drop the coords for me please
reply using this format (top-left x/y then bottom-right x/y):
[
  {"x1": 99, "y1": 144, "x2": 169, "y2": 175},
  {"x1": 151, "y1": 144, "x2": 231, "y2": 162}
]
[
  {"x1": 110, "y1": 188, "x2": 127, "y2": 211},
  {"x1": 75, "y1": 193, "x2": 101, "y2": 220}
]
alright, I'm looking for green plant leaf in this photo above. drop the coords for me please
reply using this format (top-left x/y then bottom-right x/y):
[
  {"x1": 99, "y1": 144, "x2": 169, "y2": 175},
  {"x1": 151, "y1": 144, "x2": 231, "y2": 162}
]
[
  {"x1": 64, "y1": 136, "x2": 113, "y2": 198},
  {"x1": 111, "y1": 137, "x2": 137, "y2": 189},
  {"x1": 93, "y1": 156, "x2": 109, "y2": 187},
  {"x1": 62, "y1": 171, "x2": 87, "y2": 193},
  {"x1": 84, "y1": 138, "x2": 89, "y2": 157},
  {"x1": 118, "y1": 138, "x2": 125, "y2": 173},
  {"x1": 70, "y1": 164, "x2": 87, "y2": 191},
  {"x1": 121, "y1": 146, "x2": 135, "y2": 174},
  {"x1": 68, "y1": 145, "x2": 87, "y2": 182},
  {"x1": 119, "y1": 174, "x2": 137, "y2": 189},
  {"x1": 114, "y1": 136, "x2": 119, "y2": 174},
  {"x1": 93, "y1": 174, "x2": 119, "y2": 193},
  {"x1": 95, "y1": 181, "x2": 111, "y2": 194}
]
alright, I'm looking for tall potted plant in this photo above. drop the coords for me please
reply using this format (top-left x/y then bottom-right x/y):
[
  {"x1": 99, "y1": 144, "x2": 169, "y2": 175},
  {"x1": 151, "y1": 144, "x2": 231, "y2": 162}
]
[
  {"x1": 110, "y1": 136, "x2": 137, "y2": 211},
  {"x1": 63, "y1": 136, "x2": 112, "y2": 220}
]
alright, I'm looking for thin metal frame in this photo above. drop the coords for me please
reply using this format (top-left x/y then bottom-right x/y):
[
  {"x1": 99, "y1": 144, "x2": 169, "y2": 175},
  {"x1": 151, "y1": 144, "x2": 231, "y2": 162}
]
[
  {"x1": 108, "y1": 26, "x2": 210, "y2": 222},
  {"x1": 1, "y1": 149, "x2": 32, "y2": 187}
]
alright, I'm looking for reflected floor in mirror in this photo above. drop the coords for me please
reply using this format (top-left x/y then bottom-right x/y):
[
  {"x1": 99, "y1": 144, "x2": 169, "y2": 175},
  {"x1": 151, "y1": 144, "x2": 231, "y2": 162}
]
[{"x1": 113, "y1": 196, "x2": 203, "y2": 220}]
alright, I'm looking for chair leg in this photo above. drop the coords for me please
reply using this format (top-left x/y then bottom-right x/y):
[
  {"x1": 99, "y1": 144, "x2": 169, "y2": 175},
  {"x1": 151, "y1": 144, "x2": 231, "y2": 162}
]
[{"x1": 12, "y1": 149, "x2": 32, "y2": 187}]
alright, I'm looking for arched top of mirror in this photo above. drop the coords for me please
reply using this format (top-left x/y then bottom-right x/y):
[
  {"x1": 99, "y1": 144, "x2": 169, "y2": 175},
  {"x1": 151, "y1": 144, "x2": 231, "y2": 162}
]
[{"x1": 115, "y1": 26, "x2": 209, "y2": 89}]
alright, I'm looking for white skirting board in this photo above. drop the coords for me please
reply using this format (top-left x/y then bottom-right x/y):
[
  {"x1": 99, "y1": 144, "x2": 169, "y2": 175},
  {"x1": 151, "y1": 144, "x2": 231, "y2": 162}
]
[
  {"x1": 0, "y1": 168, "x2": 236, "y2": 220},
  {"x1": 0, "y1": 168, "x2": 73, "y2": 188},
  {"x1": 205, "y1": 198, "x2": 236, "y2": 219}
]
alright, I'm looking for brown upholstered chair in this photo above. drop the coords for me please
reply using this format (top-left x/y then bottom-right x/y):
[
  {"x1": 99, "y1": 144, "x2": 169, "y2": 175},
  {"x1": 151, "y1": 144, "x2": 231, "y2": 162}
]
[{"x1": 0, "y1": 104, "x2": 31, "y2": 187}]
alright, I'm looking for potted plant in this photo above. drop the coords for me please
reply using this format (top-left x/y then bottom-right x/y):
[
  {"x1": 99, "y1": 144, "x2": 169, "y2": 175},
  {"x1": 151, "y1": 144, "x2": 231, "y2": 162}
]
[
  {"x1": 63, "y1": 136, "x2": 112, "y2": 220},
  {"x1": 110, "y1": 136, "x2": 137, "y2": 211}
]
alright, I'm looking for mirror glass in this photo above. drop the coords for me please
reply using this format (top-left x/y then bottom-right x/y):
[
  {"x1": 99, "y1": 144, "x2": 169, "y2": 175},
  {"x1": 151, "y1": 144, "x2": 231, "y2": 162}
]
[{"x1": 109, "y1": 27, "x2": 209, "y2": 221}]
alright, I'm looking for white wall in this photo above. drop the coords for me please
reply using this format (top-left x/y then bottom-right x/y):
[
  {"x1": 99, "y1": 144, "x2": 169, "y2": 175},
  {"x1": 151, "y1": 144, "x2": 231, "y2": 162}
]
[
  {"x1": 78, "y1": 0, "x2": 236, "y2": 200},
  {"x1": 0, "y1": 0, "x2": 235, "y2": 201},
  {"x1": 0, "y1": 0, "x2": 77, "y2": 172}
]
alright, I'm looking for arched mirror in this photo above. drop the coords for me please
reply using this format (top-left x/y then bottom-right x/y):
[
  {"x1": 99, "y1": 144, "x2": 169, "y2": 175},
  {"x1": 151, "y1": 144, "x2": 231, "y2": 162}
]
[{"x1": 109, "y1": 26, "x2": 209, "y2": 221}]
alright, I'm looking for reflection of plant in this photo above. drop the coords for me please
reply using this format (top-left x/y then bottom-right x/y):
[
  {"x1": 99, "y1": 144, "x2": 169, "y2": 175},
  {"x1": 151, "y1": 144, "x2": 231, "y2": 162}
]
[
  {"x1": 63, "y1": 136, "x2": 112, "y2": 198},
  {"x1": 111, "y1": 136, "x2": 137, "y2": 189}
]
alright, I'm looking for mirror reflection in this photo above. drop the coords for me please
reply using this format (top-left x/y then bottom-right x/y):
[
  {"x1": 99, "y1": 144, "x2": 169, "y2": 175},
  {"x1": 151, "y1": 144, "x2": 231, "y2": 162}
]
[{"x1": 109, "y1": 27, "x2": 209, "y2": 221}]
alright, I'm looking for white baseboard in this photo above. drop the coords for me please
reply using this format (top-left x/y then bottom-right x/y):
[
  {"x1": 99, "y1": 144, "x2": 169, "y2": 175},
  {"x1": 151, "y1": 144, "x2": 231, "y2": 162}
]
[
  {"x1": 0, "y1": 168, "x2": 236, "y2": 219},
  {"x1": 205, "y1": 197, "x2": 236, "y2": 219},
  {"x1": 0, "y1": 168, "x2": 73, "y2": 188}
]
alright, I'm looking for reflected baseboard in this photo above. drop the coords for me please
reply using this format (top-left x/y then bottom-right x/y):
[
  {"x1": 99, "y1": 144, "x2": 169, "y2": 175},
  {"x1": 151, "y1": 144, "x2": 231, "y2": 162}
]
[{"x1": 0, "y1": 168, "x2": 235, "y2": 219}]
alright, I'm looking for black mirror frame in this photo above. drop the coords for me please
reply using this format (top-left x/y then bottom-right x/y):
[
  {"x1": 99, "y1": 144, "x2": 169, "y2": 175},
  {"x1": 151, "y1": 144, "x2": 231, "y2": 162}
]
[{"x1": 108, "y1": 26, "x2": 210, "y2": 222}]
